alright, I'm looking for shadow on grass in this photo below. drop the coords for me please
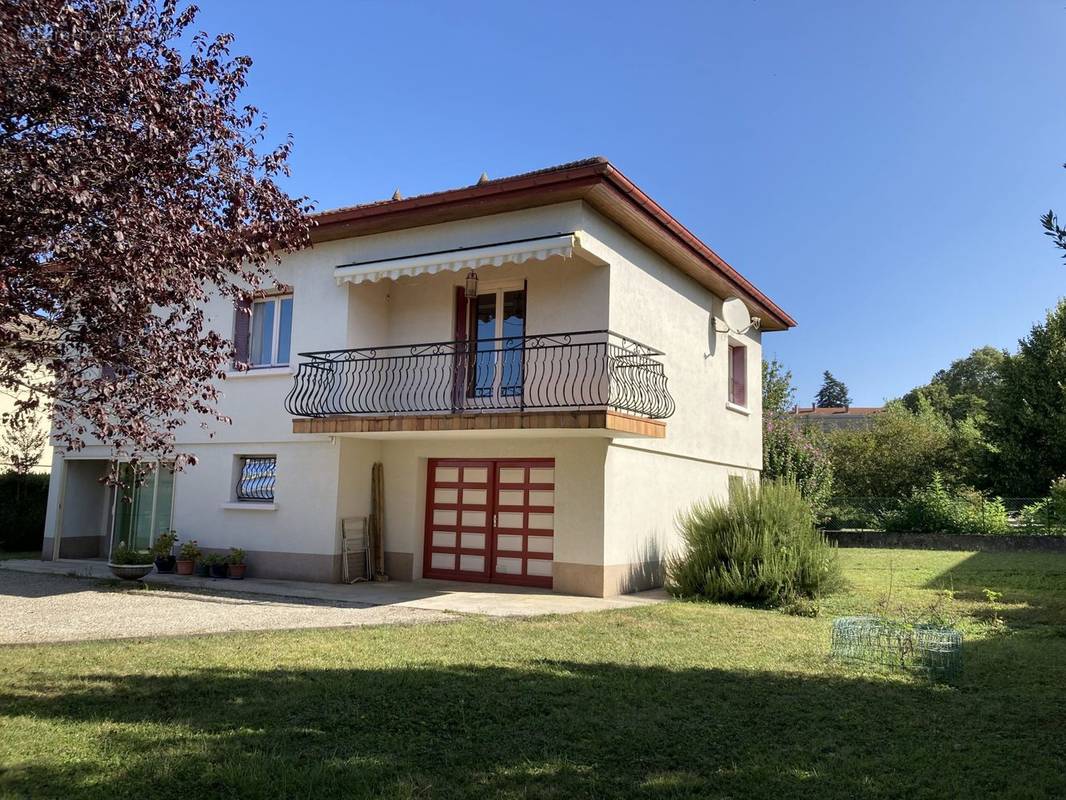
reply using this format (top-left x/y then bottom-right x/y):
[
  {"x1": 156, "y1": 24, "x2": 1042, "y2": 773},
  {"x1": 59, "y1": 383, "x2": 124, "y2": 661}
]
[
  {"x1": 923, "y1": 550, "x2": 1066, "y2": 628},
  {"x1": 2, "y1": 653, "x2": 1064, "y2": 800}
]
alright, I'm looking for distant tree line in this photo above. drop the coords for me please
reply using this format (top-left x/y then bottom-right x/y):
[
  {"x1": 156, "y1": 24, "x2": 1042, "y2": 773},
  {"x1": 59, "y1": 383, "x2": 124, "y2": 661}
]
[{"x1": 762, "y1": 299, "x2": 1066, "y2": 524}]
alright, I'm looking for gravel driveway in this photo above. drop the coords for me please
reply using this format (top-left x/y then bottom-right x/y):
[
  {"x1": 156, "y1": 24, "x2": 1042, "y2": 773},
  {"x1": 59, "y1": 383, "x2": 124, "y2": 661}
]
[{"x1": 0, "y1": 570, "x2": 458, "y2": 644}]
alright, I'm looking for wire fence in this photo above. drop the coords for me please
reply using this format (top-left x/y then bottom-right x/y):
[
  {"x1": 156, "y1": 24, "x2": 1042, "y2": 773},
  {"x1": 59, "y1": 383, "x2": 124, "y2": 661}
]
[{"x1": 824, "y1": 497, "x2": 1066, "y2": 536}]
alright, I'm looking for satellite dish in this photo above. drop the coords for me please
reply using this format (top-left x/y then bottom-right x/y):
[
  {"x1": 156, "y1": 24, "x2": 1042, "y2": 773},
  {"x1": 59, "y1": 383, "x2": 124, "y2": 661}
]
[{"x1": 721, "y1": 296, "x2": 752, "y2": 333}]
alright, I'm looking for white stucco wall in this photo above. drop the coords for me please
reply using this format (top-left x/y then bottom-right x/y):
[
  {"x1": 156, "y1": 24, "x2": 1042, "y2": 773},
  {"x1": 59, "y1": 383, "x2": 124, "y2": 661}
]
[
  {"x1": 41, "y1": 198, "x2": 775, "y2": 593},
  {"x1": 580, "y1": 206, "x2": 764, "y2": 572}
]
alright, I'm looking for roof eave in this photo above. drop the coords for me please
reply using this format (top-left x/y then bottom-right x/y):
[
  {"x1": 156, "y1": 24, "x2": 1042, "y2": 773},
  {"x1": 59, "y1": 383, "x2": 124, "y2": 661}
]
[{"x1": 310, "y1": 160, "x2": 796, "y2": 331}]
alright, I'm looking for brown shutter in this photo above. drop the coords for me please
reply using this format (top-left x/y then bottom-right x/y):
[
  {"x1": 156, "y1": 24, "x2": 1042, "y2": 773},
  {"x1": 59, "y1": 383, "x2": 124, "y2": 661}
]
[
  {"x1": 451, "y1": 286, "x2": 468, "y2": 411},
  {"x1": 233, "y1": 296, "x2": 252, "y2": 367}
]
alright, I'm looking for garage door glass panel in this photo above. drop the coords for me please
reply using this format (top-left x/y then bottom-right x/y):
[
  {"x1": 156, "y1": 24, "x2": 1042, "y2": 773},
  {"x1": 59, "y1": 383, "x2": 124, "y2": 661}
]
[
  {"x1": 527, "y1": 536, "x2": 553, "y2": 553},
  {"x1": 432, "y1": 531, "x2": 455, "y2": 548},
  {"x1": 460, "y1": 555, "x2": 485, "y2": 572},
  {"x1": 498, "y1": 468, "x2": 524, "y2": 484},
  {"x1": 527, "y1": 559, "x2": 553, "y2": 577},
  {"x1": 431, "y1": 553, "x2": 455, "y2": 570},
  {"x1": 497, "y1": 534, "x2": 524, "y2": 552},
  {"x1": 496, "y1": 512, "x2": 524, "y2": 529},
  {"x1": 529, "y1": 468, "x2": 554, "y2": 484},
  {"x1": 498, "y1": 490, "x2": 524, "y2": 506},
  {"x1": 496, "y1": 557, "x2": 522, "y2": 574},
  {"x1": 461, "y1": 532, "x2": 485, "y2": 549}
]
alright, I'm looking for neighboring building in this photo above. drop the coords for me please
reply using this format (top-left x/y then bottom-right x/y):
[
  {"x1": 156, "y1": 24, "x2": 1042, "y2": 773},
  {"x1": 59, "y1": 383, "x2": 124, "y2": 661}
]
[
  {"x1": 0, "y1": 387, "x2": 52, "y2": 474},
  {"x1": 793, "y1": 405, "x2": 883, "y2": 432},
  {"x1": 41, "y1": 158, "x2": 795, "y2": 596}
]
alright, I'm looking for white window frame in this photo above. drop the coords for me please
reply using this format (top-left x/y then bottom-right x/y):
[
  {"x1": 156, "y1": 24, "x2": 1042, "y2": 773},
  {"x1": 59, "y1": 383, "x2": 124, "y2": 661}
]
[{"x1": 250, "y1": 294, "x2": 293, "y2": 368}]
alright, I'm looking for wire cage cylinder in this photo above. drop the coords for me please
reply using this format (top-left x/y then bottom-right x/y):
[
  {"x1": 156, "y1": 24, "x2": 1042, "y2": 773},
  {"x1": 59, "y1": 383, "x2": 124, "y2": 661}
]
[{"x1": 830, "y1": 616, "x2": 963, "y2": 683}]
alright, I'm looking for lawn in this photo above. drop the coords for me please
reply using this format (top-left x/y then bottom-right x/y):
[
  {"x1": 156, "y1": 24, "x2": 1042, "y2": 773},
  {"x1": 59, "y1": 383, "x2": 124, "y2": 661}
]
[{"x1": 1, "y1": 548, "x2": 1064, "y2": 799}]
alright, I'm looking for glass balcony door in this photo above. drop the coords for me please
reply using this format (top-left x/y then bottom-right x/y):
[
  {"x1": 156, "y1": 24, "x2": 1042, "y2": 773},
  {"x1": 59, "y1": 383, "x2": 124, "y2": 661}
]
[{"x1": 467, "y1": 283, "x2": 526, "y2": 405}]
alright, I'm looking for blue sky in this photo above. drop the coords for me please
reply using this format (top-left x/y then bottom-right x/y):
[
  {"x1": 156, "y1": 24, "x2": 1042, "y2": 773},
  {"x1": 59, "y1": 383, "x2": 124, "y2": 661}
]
[{"x1": 195, "y1": 0, "x2": 1066, "y2": 406}]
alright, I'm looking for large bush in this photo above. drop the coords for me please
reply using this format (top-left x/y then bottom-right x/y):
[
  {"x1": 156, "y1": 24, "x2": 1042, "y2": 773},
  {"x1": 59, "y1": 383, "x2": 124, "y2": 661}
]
[
  {"x1": 881, "y1": 474, "x2": 1009, "y2": 534},
  {"x1": 761, "y1": 358, "x2": 834, "y2": 512},
  {"x1": 763, "y1": 415, "x2": 834, "y2": 513},
  {"x1": 0, "y1": 471, "x2": 50, "y2": 551},
  {"x1": 826, "y1": 400, "x2": 991, "y2": 500},
  {"x1": 666, "y1": 480, "x2": 842, "y2": 607}
]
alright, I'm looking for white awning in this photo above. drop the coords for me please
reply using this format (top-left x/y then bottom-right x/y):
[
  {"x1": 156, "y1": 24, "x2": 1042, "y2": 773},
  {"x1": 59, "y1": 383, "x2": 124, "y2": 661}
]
[{"x1": 333, "y1": 232, "x2": 594, "y2": 286}]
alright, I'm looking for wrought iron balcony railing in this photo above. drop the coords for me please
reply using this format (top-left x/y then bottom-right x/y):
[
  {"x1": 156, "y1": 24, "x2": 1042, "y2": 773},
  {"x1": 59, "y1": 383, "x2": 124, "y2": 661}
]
[{"x1": 284, "y1": 329, "x2": 675, "y2": 420}]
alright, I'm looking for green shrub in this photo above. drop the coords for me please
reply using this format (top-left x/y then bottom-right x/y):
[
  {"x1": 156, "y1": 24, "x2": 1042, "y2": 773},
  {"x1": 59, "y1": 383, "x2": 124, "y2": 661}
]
[
  {"x1": 1020, "y1": 476, "x2": 1066, "y2": 533},
  {"x1": 110, "y1": 543, "x2": 154, "y2": 565},
  {"x1": 0, "y1": 471, "x2": 50, "y2": 552},
  {"x1": 882, "y1": 474, "x2": 1009, "y2": 534},
  {"x1": 665, "y1": 480, "x2": 843, "y2": 607},
  {"x1": 151, "y1": 530, "x2": 178, "y2": 557}
]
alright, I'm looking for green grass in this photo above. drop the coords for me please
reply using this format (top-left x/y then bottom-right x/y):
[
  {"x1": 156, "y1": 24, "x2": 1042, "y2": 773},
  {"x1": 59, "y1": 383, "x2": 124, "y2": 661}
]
[{"x1": 1, "y1": 548, "x2": 1064, "y2": 799}]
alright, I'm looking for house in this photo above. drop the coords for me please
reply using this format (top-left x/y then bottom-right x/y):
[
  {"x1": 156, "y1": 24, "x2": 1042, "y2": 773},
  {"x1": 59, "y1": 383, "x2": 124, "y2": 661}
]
[
  {"x1": 40, "y1": 158, "x2": 795, "y2": 597},
  {"x1": 793, "y1": 405, "x2": 883, "y2": 432}
]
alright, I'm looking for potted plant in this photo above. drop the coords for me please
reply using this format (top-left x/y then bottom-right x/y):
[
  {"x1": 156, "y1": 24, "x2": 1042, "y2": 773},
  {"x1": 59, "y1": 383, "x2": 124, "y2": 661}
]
[
  {"x1": 152, "y1": 530, "x2": 178, "y2": 573},
  {"x1": 176, "y1": 540, "x2": 201, "y2": 575},
  {"x1": 203, "y1": 553, "x2": 228, "y2": 579},
  {"x1": 227, "y1": 547, "x2": 247, "y2": 580},
  {"x1": 194, "y1": 555, "x2": 210, "y2": 577},
  {"x1": 108, "y1": 542, "x2": 155, "y2": 581}
]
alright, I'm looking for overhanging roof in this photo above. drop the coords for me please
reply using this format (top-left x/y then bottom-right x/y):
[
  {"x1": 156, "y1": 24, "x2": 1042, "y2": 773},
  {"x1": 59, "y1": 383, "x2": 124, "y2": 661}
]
[{"x1": 311, "y1": 158, "x2": 796, "y2": 331}]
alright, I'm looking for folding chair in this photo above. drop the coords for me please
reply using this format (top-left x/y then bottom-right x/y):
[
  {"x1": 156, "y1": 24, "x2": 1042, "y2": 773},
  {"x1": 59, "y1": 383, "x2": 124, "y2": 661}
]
[{"x1": 341, "y1": 517, "x2": 371, "y2": 583}]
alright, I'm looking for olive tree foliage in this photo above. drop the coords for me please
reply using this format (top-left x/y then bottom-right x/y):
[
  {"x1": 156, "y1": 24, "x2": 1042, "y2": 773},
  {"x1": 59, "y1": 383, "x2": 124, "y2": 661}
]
[
  {"x1": 0, "y1": 1, "x2": 312, "y2": 477},
  {"x1": 761, "y1": 358, "x2": 833, "y2": 511}
]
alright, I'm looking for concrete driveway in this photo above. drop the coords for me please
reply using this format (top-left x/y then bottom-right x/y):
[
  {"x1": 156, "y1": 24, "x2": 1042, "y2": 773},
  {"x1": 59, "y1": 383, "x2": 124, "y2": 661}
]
[
  {"x1": 0, "y1": 570, "x2": 457, "y2": 644},
  {"x1": 0, "y1": 560, "x2": 667, "y2": 644}
]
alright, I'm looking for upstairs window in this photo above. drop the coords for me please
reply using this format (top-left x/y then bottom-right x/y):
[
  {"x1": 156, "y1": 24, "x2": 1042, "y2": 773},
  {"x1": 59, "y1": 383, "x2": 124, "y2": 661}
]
[
  {"x1": 728, "y1": 343, "x2": 747, "y2": 407},
  {"x1": 235, "y1": 294, "x2": 293, "y2": 368},
  {"x1": 236, "y1": 456, "x2": 276, "y2": 502}
]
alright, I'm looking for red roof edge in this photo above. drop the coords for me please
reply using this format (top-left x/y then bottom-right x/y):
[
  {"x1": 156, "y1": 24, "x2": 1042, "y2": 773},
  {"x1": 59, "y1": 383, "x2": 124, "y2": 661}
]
[{"x1": 312, "y1": 158, "x2": 796, "y2": 329}]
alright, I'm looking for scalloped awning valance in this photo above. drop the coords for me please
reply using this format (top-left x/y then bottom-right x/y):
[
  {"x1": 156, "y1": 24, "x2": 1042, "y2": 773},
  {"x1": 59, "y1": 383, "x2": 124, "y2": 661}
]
[{"x1": 333, "y1": 232, "x2": 595, "y2": 287}]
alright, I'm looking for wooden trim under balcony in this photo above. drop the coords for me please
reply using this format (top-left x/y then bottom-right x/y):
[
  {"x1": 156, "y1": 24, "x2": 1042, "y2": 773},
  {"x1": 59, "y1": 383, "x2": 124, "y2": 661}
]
[{"x1": 291, "y1": 410, "x2": 666, "y2": 438}]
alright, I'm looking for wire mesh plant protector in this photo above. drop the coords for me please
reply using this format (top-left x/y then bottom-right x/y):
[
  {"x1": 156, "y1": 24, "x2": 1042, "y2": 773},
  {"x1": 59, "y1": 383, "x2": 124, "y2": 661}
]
[{"x1": 830, "y1": 616, "x2": 962, "y2": 683}]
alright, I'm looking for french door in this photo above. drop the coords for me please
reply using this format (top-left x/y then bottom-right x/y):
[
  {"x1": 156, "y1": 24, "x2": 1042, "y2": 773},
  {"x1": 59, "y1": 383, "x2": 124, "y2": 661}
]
[
  {"x1": 108, "y1": 463, "x2": 175, "y2": 557},
  {"x1": 423, "y1": 458, "x2": 555, "y2": 588},
  {"x1": 461, "y1": 282, "x2": 526, "y2": 407}
]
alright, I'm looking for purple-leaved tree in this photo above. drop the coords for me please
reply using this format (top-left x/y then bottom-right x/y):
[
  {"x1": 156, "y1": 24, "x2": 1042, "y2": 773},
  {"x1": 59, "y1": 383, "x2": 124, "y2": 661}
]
[{"x1": 0, "y1": 0, "x2": 312, "y2": 477}]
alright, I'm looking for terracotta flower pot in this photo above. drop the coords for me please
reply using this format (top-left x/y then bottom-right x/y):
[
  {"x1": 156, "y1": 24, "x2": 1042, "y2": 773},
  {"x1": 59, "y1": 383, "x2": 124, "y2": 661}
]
[
  {"x1": 175, "y1": 559, "x2": 194, "y2": 575},
  {"x1": 227, "y1": 563, "x2": 246, "y2": 580}
]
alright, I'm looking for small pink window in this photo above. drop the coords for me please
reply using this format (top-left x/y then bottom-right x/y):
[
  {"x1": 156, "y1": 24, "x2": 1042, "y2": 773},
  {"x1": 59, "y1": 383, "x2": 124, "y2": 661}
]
[{"x1": 729, "y1": 344, "x2": 747, "y2": 407}]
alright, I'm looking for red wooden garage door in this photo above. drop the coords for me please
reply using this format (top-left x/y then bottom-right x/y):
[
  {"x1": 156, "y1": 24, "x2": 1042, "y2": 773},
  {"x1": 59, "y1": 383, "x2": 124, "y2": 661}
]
[{"x1": 423, "y1": 458, "x2": 555, "y2": 588}]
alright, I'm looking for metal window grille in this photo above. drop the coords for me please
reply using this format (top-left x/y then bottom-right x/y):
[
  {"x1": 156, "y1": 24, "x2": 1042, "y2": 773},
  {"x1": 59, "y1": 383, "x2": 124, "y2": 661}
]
[{"x1": 236, "y1": 456, "x2": 276, "y2": 502}]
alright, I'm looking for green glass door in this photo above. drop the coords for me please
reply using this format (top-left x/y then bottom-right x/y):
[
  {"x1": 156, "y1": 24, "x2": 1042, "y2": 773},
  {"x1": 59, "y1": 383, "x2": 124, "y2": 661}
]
[{"x1": 110, "y1": 464, "x2": 175, "y2": 555}]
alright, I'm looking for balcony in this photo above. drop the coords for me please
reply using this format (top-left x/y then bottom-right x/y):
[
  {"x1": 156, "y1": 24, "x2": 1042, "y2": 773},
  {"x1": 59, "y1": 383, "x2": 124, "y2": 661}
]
[{"x1": 285, "y1": 330, "x2": 675, "y2": 437}]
